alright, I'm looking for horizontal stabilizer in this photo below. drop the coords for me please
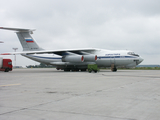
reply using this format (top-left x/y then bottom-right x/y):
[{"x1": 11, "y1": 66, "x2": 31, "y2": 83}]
[{"x1": 0, "y1": 27, "x2": 35, "y2": 33}]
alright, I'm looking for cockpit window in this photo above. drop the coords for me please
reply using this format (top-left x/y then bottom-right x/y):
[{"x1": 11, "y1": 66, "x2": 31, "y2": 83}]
[{"x1": 127, "y1": 52, "x2": 139, "y2": 57}]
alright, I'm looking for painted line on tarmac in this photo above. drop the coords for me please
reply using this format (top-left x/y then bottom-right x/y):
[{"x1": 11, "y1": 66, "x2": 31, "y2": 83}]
[{"x1": 0, "y1": 83, "x2": 21, "y2": 87}]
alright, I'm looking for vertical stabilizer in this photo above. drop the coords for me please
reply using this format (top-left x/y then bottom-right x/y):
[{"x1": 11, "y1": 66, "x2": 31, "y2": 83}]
[
  {"x1": 0, "y1": 27, "x2": 43, "y2": 51},
  {"x1": 16, "y1": 32, "x2": 43, "y2": 51}
]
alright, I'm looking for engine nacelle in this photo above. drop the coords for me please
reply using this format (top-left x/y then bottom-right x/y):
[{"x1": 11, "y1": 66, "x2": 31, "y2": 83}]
[
  {"x1": 62, "y1": 55, "x2": 84, "y2": 62},
  {"x1": 84, "y1": 55, "x2": 97, "y2": 62}
]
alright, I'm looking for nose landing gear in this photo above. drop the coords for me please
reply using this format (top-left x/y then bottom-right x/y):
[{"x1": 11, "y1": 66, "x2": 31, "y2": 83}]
[{"x1": 111, "y1": 64, "x2": 117, "y2": 72}]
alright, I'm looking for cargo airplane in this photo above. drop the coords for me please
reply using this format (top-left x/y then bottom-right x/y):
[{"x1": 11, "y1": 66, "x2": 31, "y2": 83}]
[{"x1": 0, "y1": 27, "x2": 143, "y2": 72}]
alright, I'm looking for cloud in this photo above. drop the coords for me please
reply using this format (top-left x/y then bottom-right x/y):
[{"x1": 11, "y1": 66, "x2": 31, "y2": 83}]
[{"x1": 0, "y1": 0, "x2": 160, "y2": 65}]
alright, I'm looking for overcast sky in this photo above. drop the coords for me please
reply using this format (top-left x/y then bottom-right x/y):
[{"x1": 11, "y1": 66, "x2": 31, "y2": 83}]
[{"x1": 0, "y1": 0, "x2": 160, "y2": 66}]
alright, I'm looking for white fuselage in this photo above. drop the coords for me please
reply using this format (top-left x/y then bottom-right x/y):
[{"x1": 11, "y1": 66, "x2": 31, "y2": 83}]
[{"x1": 22, "y1": 49, "x2": 143, "y2": 69}]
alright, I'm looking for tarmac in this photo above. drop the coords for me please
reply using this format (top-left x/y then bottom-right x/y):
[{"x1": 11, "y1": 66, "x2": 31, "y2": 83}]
[{"x1": 0, "y1": 68, "x2": 160, "y2": 120}]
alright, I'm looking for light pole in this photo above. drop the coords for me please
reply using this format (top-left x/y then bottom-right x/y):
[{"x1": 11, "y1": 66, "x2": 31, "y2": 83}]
[{"x1": 12, "y1": 48, "x2": 18, "y2": 67}]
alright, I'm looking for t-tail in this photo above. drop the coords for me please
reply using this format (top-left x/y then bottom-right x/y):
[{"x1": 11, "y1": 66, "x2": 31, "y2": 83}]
[{"x1": 0, "y1": 27, "x2": 43, "y2": 51}]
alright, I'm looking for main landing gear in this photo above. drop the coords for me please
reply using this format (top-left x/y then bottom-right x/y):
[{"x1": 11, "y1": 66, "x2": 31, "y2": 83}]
[{"x1": 63, "y1": 68, "x2": 87, "y2": 72}]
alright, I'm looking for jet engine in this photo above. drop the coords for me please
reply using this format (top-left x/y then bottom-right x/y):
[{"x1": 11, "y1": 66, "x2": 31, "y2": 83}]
[
  {"x1": 84, "y1": 55, "x2": 97, "y2": 62},
  {"x1": 62, "y1": 55, "x2": 84, "y2": 62}
]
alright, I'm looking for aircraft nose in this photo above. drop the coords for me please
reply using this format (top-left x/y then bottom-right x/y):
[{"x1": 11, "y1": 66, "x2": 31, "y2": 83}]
[{"x1": 138, "y1": 57, "x2": 144, "y2": 64}]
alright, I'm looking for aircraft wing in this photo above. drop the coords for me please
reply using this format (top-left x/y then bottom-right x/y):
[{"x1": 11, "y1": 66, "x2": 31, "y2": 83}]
[{"x1": 0, "y1": 48, "x2": 98, "y2": 56}]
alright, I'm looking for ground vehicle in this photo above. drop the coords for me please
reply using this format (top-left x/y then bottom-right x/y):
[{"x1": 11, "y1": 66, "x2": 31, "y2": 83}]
[
  {"x1": 88, "y1": 64, "x2": 99, "y2": 73},
  {"x1": 0, "y1": 57, "x2": 12, "y2": 72}
]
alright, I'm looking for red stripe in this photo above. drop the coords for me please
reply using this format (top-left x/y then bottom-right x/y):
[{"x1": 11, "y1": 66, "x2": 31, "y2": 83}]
[
  {"x1": 0, "y1": 53, "x2": 11, "y2": 55},
  {"x1": 26, "y1": 41, "x2": 34, "y2": 43}
]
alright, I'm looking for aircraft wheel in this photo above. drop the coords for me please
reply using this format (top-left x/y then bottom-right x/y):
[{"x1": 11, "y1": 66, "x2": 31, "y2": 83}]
[
  {"x1": 81, "y1": 69, "x2": 86, "y2": 71},
  {"x1": 72, "y1": 69, "x2": 79, "y2": 72},
  {"x1": 112, "y1": 68, "x2": 117, "y2": 72},
  {"x1": 64, "y1": 68, "x2": 70, "y2": 72},
  {"x1": 75, "y1": 68, "x2": 79, "y2": 72}
]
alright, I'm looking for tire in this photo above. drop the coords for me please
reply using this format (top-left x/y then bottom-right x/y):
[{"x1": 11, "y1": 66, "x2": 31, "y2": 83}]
[
  {"x1": 113, "y1": 68, "x2": 117, "y2": 72},
  {"x1": 72, "y1": 69, "x2": 79, "y2": 72},
  {"x1": 64, "y1": 68, "x2": 70, "y2": 72},
  {"x1": 88, "y1": 69, "x2": 92, "y2": 73},
  {"x1": 5, "y1": 68, "x2": 9, "y2": 72},
  {"x1": 81, "y1": 69, "x2": 86, "y2": 72}
]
